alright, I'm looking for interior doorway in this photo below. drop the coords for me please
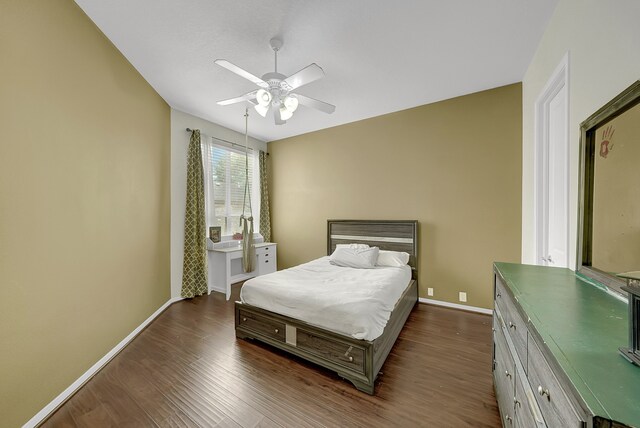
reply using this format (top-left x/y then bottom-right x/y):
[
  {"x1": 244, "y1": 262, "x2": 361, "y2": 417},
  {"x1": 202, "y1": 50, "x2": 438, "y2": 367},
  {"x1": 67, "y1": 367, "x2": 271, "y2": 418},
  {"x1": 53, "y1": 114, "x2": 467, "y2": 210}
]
[{"x1": 534, "y1": 53, "x2": 570, "y2": 268}]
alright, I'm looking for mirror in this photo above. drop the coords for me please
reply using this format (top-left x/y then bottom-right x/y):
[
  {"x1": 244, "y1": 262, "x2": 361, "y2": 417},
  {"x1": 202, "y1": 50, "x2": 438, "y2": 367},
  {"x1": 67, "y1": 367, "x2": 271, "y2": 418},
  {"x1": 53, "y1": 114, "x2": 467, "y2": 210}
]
[{"x1": 578, "y1": 81, "x2": 640, "y2": 295}]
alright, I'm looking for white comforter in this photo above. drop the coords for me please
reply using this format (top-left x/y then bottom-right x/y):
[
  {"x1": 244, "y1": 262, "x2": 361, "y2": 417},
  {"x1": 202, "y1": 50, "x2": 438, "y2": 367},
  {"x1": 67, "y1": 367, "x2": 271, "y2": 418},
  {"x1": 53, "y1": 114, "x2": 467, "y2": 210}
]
[{"x1": 240, "y1": 256, "x2": 412, "y2": 341}]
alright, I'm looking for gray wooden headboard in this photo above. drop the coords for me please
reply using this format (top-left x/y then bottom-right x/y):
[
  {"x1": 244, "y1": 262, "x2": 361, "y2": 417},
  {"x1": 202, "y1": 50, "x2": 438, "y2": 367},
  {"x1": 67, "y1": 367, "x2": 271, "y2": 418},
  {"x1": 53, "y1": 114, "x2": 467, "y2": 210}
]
[{"x1": 327, "y1": 220, "x2": 419, "y2": 277}]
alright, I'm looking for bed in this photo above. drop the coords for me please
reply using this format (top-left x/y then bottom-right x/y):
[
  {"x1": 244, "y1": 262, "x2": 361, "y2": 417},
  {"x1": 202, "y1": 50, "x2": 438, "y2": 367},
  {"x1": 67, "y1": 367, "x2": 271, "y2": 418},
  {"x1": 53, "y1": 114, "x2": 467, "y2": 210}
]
[{"x1": 234, "y1": 220, "x2": 419, "y2": 394}]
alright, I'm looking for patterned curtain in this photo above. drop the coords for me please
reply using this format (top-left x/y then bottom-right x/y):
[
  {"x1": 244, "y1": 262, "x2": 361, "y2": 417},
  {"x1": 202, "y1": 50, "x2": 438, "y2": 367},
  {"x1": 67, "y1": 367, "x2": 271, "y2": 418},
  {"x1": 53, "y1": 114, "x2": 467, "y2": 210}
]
[
  {"x1": 181, "y1": 130, "x2": 208, "y2": 298},
  {"x1": 259, "y1": 150, "x2": 272, "y2": 242}
]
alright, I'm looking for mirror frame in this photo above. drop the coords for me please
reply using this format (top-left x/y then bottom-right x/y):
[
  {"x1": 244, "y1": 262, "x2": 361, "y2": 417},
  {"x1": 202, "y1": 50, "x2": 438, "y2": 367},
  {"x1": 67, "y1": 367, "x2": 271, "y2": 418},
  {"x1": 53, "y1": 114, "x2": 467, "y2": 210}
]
[{"x1": 577, "y1": 80, "x2": 640, "y2": 296}]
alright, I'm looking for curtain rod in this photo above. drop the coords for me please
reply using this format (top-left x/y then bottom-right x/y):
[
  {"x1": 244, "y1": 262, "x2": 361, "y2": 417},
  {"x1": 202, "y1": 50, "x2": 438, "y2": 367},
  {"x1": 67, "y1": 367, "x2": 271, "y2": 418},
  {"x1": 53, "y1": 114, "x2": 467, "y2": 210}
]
[
  {"x1": 186, "y1": 128, "x2": 268, "y2": 155},
  {"x1": 186, "y1": 128, "x2": 251, "y2": 151}
]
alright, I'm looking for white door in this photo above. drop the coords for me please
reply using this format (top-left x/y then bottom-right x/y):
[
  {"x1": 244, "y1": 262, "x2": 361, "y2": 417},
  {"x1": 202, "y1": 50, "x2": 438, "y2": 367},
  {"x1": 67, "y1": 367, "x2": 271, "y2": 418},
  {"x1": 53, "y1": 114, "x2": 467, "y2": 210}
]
[
  {"x1": 535, "y1": 54, "x2": 569, "y2": 268},
  {"x1": 546, "y1": 87, "x2": 568, "y2": 267}
]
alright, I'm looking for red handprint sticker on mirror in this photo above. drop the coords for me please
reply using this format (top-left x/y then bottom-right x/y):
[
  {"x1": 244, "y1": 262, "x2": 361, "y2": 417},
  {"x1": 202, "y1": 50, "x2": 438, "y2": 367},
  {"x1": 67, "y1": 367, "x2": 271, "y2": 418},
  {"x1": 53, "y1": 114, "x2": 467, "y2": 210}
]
[{"x1": 599, "y1": 125, "x2": 615, "y2": 158}]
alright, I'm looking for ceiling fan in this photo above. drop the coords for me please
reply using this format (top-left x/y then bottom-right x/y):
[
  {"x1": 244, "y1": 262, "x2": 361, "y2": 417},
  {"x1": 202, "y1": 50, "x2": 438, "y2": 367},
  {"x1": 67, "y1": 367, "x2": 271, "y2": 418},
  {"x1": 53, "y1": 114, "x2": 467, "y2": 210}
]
[{"x1": 215, "y1": 38, "x2": 336, "y2": 125}]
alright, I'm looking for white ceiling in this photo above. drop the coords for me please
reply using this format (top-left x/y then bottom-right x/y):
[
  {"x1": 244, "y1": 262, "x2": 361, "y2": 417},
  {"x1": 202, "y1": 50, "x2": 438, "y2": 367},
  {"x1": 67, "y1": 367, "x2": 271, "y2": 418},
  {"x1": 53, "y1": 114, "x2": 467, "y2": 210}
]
[{"x1": 74, "y1": 0, "x2": 558, "y2": 142}]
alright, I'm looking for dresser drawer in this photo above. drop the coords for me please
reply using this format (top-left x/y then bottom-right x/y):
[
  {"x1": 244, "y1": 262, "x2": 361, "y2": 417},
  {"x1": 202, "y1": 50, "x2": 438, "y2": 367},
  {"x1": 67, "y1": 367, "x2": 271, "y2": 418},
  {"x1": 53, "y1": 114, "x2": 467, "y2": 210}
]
[
  {"x1": 238, "y1": 309, "x2": 285, "y2": 343},
  {"x1": 296, "y1": 329, "x2": 365, "y2": 374},
  {"x1": 495, "y1": 276, "x2": 528, "y2": 369},
  {"x1": 527, "y1": 335, "x2": 584, "y2": 428},
  {"x1": 256, "y1": 245, "x2": 276, "y2": 275},
  {"x1": 259, "y1": 255, "x2": 276, "y2": 274},
  {"x1": 256, "y1": 245, "x2": 274, "y2": 256},
  {"x1": 493, "y1": 314, "x2": 516, "y2": 426},
  {"x1": 514, "y1": 364, "x2": 546, "y2": 427}
]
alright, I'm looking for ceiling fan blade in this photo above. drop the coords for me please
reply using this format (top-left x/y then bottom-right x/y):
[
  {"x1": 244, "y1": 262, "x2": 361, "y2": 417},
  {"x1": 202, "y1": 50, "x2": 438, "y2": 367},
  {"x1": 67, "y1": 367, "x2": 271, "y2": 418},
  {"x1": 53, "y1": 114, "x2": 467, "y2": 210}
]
[
  {"x1": 282, "y1": 63, "x2": 325, "y2": 91},
  {"x1": 295, "y1": 93, "x2": 336, "y2": 114},
  {"x1": 274, "y1": 107, "x2": 286, "y2": 125},
  {"x1": 217, "y1": 90, "x2": 258, "y2": 106},
  {"x1": 214, "y1": 59, "x2": 269, "y2": 89}
]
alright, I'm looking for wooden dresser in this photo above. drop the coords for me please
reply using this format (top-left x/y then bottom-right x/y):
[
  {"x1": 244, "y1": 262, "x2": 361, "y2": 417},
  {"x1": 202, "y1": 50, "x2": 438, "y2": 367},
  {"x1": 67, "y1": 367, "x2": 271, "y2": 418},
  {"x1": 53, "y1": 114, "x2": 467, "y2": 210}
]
[{"x1": 493, "y1": 262, "x2": 640, "y2": 428}]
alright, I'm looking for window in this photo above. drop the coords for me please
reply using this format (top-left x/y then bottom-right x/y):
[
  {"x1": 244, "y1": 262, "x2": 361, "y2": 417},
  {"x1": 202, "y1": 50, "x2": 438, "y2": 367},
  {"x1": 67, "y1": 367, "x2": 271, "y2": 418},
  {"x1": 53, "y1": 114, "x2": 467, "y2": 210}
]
[{"x1": 201, "y1": 137, "x2": 260, "y2": 237}]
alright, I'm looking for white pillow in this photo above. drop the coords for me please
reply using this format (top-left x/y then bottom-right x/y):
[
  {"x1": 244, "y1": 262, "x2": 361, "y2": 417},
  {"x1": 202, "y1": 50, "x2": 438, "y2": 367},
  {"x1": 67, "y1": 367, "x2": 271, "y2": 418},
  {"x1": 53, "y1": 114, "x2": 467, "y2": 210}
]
[
  {"x1": 330, "y1": 246, "x2": 380, "y2": 269},
  {"x1": 336, "y1": 243, "x2": 370, "y2": 250},
  {"x1": 376, "y1": 250, "x2": 410, "y2": 267}
]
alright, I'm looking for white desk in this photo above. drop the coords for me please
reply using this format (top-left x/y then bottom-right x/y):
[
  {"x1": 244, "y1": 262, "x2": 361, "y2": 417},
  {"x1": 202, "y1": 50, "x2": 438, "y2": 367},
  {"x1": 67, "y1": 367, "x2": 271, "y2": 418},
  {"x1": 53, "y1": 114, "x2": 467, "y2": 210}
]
[{"x1": 207, "y1": 242, "x2": 277, "y2": 300}]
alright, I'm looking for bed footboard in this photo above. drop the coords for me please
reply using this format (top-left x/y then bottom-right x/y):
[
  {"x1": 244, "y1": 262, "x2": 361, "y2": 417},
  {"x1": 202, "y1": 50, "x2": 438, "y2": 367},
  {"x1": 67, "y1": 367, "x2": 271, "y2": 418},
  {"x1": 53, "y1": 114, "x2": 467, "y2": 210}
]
[{"x1": 235, "y1": 279, "x2": 418, "y2": 394}]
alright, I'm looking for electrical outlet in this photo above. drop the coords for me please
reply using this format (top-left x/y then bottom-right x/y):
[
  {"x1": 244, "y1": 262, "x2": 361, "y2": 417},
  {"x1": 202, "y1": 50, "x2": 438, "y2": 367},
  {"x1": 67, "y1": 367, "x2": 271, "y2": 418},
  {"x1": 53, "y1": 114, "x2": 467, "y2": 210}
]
[
  {"x1": 427, "y1": 288, "x2": 434, "y2": 296},
  {"x1": 459, "y1": 292, "x2": 467, "y2": 302}
]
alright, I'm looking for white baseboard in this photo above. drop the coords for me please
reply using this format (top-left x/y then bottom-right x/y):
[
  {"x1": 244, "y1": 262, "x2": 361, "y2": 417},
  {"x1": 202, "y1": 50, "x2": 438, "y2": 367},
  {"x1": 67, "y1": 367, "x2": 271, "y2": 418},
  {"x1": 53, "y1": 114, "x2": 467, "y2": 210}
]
[
  {"x1": 418, "y1": 297, "x2": 493, "y2": 315},
  {"x1": 23, "y1": 296, "x2": 184, "y2": 428}
]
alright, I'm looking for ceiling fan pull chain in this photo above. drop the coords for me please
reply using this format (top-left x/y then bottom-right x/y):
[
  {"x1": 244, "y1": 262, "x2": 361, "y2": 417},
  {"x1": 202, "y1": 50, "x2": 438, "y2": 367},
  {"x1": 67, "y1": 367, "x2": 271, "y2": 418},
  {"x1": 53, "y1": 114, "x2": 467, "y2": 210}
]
[{"x1": 241, "y1": 108, "x2": 252, "y2": 219}]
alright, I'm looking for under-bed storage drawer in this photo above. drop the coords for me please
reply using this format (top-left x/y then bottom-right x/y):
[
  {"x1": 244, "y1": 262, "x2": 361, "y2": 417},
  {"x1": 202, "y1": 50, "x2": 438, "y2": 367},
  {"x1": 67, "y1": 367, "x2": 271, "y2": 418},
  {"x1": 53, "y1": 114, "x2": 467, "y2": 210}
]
[
  {"x1": 238, "y1": 309, "x2": 285, "y2": 343},
  {"x1": 296, "y1": 328, "x2": 366, "y2": 374}
]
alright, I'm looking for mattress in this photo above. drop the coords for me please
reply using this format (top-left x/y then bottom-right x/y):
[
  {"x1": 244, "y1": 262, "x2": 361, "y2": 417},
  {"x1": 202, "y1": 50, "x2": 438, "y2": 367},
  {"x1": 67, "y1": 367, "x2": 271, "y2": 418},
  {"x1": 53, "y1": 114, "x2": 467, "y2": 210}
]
[{"x1": 240, "y1": 256, "x2": 412, "y2": 341}]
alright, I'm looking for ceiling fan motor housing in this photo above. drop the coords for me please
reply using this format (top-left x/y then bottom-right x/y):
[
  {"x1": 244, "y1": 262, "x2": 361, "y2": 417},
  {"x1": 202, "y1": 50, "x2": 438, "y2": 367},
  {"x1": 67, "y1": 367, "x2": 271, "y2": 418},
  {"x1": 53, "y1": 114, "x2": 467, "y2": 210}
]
[
  {"x1": 261, "y1": 72, "x2": 289, "y2": 105},
  {"x1": 269, "y1": 38, "x2": 283, "y2": 52}
]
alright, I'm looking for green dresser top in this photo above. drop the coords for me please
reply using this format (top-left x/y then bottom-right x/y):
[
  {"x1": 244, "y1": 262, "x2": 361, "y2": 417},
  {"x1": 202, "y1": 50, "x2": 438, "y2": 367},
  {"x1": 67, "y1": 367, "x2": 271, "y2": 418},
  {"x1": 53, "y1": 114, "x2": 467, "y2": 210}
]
[{"x1": 494, "y1": 262, "x2": 640, "y2": 427}]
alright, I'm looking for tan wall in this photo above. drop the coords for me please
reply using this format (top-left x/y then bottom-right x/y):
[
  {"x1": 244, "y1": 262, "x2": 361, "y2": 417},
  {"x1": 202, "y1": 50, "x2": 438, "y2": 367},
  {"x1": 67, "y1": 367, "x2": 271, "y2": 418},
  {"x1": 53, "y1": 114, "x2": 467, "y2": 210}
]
[
  {"x1": 268, "y1": 84, "x2": 522, "y2": 310},
  {"x1": 521, "y1": 0, "x2": 640, "y2": 267},
  {"x1": 0, "y1": 1, "x2": 170, "y2": 426}
]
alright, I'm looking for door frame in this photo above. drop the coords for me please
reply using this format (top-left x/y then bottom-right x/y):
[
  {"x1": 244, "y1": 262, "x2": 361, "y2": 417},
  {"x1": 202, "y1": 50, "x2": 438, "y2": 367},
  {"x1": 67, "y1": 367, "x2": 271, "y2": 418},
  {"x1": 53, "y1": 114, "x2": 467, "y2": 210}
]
[{"x1": 534, "y1": 52, "x2": 570, "y2": 267}]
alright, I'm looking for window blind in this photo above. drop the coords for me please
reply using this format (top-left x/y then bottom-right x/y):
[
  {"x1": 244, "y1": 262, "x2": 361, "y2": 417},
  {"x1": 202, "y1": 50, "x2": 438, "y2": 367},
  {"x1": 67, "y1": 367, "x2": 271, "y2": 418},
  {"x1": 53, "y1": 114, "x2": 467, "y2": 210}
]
[{"x1": 201, "y1": 137, "x2": 260, "y2": 237}]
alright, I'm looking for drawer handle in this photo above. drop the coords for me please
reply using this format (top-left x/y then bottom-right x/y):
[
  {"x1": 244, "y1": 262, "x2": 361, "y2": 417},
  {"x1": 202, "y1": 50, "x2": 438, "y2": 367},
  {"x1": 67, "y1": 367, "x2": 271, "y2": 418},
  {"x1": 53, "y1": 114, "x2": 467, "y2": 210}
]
[
  {"x1": 265, "y1": 253, "x2": 269, "y2": 257},
  {"x1": 504, "y1": 415, "x2": 513, "y2": 424},
  {"x1": 496, "y1": 292, "x2": 502, "y2": 298},
  {"x1": 242, "y1": 317, "x2": 247, "y2": 322},
  {"x1": 537, "y1": 385, "x2": 550, "y2": 400},
  {"x1": 505, "y1": 370, "x2": 512, "y2": 379},
  {"x1": 274, "y1": 328, "x2": 279, "y2": 334},
  {"x1": 508, "y1": 321, "x2": 516, "y2": 330},
  {"x1": 514, "y1": 397, "x2": 521, "y2": 408},
  {"x1": 265, "y1": 260, "x2": 269, "y2": 263},
  {"x1": 344, "y1": 345, "x2": 354, "y2": 362}
]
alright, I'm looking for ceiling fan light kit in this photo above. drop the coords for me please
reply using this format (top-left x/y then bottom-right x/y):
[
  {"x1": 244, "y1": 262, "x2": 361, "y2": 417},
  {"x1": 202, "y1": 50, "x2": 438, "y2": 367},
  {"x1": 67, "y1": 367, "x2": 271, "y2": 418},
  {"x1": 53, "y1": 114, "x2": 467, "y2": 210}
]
[
  {"x1": 254, "y1": 103, "x2": 269, "y2": 118},
  {"x1": 279, "y1": 105, "x2": 293, "y2": 121},
  {"x1": 284, "y1": 94, "x2": 298, "y2": 112},
  {"x1": 256, "y1": 88, "x2": 272, "y2": 106},
  {"x1": 215, "y1": 38, "x2": 335, "y2": 125}
]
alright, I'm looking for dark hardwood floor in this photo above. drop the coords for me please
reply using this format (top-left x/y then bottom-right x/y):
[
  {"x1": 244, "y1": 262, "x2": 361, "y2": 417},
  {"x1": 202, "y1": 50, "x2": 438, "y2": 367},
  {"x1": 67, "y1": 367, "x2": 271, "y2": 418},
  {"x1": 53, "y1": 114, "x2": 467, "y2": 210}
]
[{"x1": 43, "y1": 285, "x2": 501, "y2": 427}]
